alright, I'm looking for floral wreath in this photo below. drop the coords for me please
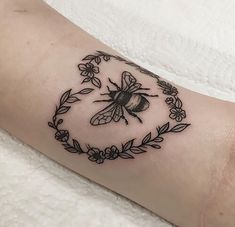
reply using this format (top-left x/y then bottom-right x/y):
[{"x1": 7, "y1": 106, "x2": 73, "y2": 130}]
[{"x1": 48, "y1": 51, "x2": 190, "y2": 164}]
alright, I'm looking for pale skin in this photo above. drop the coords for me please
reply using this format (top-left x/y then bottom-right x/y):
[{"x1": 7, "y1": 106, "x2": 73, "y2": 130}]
[{"x1": 0, "y1": 0, "x2": 235, "y2": 226}]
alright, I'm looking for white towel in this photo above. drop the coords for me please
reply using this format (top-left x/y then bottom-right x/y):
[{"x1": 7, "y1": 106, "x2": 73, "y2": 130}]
[{"x1": 1, "y1": 1, "x2": 235, "y2": 226}]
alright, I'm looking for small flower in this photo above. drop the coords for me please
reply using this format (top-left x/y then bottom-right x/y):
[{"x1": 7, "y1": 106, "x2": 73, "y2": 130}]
[
  {"x1": 169, "y1": 108, "x2": 186, "y2": 122},
  {"x1": 55, "y1": 130, "x2": 69, "y2": 142},
  {"x1": 104, "y1": 145, "x2": 119, "y2": 160},
  {"x1": 163, "y1": 85, "x2": 178, "y2": 96},
  {"x1": 87, "y1": 147, "x2": 105, "y2": 164},
  {"x1": 165, "y1": 97, "x2": 174, "y2": 105},
  {"x1": 78, "y1": 63, "x2": 99, "y2": 78}
]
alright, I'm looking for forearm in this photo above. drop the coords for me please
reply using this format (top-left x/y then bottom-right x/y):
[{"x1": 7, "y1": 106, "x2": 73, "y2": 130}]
[{"x1": 1, "y1": 1, "x2": 235, "y2": 227}]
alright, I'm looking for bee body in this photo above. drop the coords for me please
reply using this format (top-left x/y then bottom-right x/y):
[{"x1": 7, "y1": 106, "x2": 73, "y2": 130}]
[
  {"x1": 111, "y1": 91, "x2": 150, "y2": 112},
  {"x1": 90, "y1": 71, "x2": 158, "y2": 126}
]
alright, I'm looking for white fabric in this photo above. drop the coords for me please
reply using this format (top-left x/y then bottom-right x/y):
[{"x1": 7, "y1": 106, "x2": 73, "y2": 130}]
[{"x1": 1, "y1": 0, "x2": 235, "y2": 226}]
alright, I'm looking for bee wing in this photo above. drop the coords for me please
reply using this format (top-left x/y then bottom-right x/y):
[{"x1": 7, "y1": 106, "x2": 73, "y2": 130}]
[
  {"x1": 122, "y1": 71, "x2": 137, "y2": 91},
  {"x1": 126, "y1": 83, "x2": 142, "y2": 92},
  {"x1": 113, "y1": 105, "x2": 123, "y2": 122},
  {"x1": 90, "y1": 103, "x2": 122, "y2": 126}
]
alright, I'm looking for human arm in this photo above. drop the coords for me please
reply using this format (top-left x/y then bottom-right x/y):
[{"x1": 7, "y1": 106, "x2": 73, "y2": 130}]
[{"x1": 1, "y1": 0, "x2": 235, "y2": 226}]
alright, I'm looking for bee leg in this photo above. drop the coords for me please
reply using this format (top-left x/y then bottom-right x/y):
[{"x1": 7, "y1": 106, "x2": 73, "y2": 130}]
[
  {"x1": 107, "y1": 86, "x2": 111, "y2": 92},
  {"x1": 135, "y1": 92, "x2": 158, "y2": 97},
  {"x1": 121, "y1": 115, "x2": 128, "y2": 125},
  {"x1": 138, "y1": 87, "x2": 150, "y2": 90},
  {"x1": 93, "y1": 99, "x2": 113, "y2": 103},
  {"x1": 108, "y1": 78, "x2": 120, "y2": 90},
  {"x1": 126, "y1": 110, "x2": 143, "y2": 123}
]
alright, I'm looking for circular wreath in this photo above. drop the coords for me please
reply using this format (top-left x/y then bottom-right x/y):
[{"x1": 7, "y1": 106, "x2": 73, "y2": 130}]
[{"x1": 48, "y1": 51, "x2": 190, "y2": 164}]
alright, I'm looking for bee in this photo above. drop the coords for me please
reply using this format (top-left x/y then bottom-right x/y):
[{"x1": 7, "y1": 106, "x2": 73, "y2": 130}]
[{"x1": 90, "y1": 71, "x2": 158, "y2": 126}]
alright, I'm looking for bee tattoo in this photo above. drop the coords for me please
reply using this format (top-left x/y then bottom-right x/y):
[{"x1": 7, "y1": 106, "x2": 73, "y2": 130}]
[
  {"x1": 90, "y1": 71, "x2": 158, "y2": 126},
  {"x1": 48, "y1": 51, "x2": 190, "y2": 164}
]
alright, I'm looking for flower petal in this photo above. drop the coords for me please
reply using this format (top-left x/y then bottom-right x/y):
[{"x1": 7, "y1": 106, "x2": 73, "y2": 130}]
[
  {"x1": 181, "y1": 110, "x2": 186, "y2": 118},
  {"x1": 81, "y1": 71, "x2": 88, "y2": 76},
  {"x1": 88, "y1": 156, "x2": 97, "y2": 162},
  {"x1": 86, "y1": 62, "x2": 93, "y2": 68},
  {"x1": 88, "y1": 149, "x2": 96, "y2": 156},
  {"x1": 78, "y1": 64, "x2": 87, "y2": 71},
  {"x1": 87, "y1": 72, "x2": 94, "y2": 78},
  {"x1": 96, "y1": 158, "x2": 104, "y2": 164},
  {"x1": 169, "y1": 113, "x2": 176, "y2": 119},
  {"x1": 176, "y1": 116, "x2": 182, "y2": 122},
  {"x1": 93, "y1": 66, "x2": 99, "y2": 73},
  {"x1": 111, "y1": 145, "x2": 117, "y2": 151},
  {"x1": 170, "y1": 108, "x2": 177, "y2": 113}
]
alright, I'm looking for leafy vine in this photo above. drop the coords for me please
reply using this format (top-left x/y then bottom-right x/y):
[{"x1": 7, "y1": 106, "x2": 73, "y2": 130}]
[
  {"x1": 48, "y1": 89, "x2": 190, "y2": 164},
  {"x1": 48, "y1": 50, "x2": 191, "y2": 164},
  {"x1": 48, "y1": 88, "x2": 94, "y2": 154}
]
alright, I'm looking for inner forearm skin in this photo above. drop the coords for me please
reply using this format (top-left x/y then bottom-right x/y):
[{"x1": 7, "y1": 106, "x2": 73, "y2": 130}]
[{"x1": 0, "y1": 1, "x2": 235, "y2": 226}]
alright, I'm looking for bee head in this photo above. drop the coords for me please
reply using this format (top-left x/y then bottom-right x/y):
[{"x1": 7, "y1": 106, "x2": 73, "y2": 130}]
[
  {"x1": 105, "y1": 85, "x2": 117, "y2": 99},
  {"x1": 109, "y1": 90, "x2": 117, "y2": 99}
]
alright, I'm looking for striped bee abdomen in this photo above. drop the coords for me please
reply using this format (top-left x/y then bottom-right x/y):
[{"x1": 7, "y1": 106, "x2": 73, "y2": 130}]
[{"x1": 125, "y1": 94, "x2": 150, "y2": 112}]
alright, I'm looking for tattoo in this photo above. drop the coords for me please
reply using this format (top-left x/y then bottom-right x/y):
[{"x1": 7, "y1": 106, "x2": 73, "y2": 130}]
[
  {"x1": 90, "y1": 71, "x2": 158, "y2": 126},
  {"x1": 48, "y1": 51, "x2": 191, "y2": 164},
  {"x1": 78, "y1": 51, "x2": 186, "y2": 122}
]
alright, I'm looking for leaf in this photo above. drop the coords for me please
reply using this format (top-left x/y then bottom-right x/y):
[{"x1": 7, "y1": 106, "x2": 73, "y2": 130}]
[
  {"x1": 103, "y1": 55, "x2": 110, "y2": 61},
  {"x1": 143, "y1": 140, "x2": 162, "y2": 149},
  {"x1": 78, "y1": 88, "x2": 94, "y2": 94},
  {"x1": 60, "y1": 89, "x2": 71, "y2": 105},
  {"x1": 67, "y1": 96, "x2": 80, "y2": 103},
  {"x1": 158, "y1": 122, "x2": 169, "y2": 134},
  {"x1": 91, "y1": 77, "x2": 102, "y2": 88},
  {"x1": 48, "y1": 122, "x2": 55, "y2": 128},
  {"x1": 62, "y1": 143, "x2": 71, "y2": 148},
  {"x1": 73, "y1": 139, "x2": 83, "y2": 154},
  {"x1": 170, "y1": 123, "x2": 190, "y2": 133},
  {"x1": 82, "y1": 77, "x2": 91, "y2": 83},
  {"x1": 131, "y1": 147, "x2": 146, "y2": 154},
  {"x1": 153, "y1": 137, "x2": 164, "y2": 143},
  {"x1": 95, "y1": 56, "x2": 101, "y2": 64},
  {"x1": 122, "y1": 139, "x2": 134, "y2": 151},
  {"x1": 56, "y1": 106, "x2": 70, "y2": 114},
  {"x1": 115, "y1": 56, "x2": 125, "y2": 61},
  {"x1": 119, "y1": 152, "x2": 134, "y2": 159},
  {"x1": 96, "y1": 50, "x2": 107, "y2": 55},
  {"x1": 150, "y1": 144, "x2": 161, "y2": 149},
  {"x1": 57, "y1": 119, "x2": 63, "y2": 125},
  {"x1": 82, "y1": 55, "x2": 95, "y2": 61},
  {"x1": 65, "y1": 146, "x2": 78, "y2": 153},
  {"x1": 142, "y1": 132, "x2": 151, "y2": 144},
  {"x1": 175, "y1": 98, "x2": 182, "y2": 108}
]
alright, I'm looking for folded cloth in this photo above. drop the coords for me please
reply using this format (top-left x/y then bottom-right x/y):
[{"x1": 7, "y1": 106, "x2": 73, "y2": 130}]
[{"x1": 1, "y1": 0, "x2": 235, "y2": 226}]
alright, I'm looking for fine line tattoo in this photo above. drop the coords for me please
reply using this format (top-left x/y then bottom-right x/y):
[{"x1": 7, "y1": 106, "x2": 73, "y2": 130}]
[
  {"x1": 48, "y1": 51, "x2": 191, "y2": 164},
  {"x1": 78, "y1": 51, "x2": 186, "y2": 122},
  {"x1": 90, "y1": 71, "x2": 158, "y2": 126}
]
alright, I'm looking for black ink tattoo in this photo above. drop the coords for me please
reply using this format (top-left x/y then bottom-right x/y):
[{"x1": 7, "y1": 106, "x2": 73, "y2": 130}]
[
  {"x1": 78, "y1": 51, "x2": 186, "y2": 122},
  {"x1": 48, "y1": 51, "x2": 191, "y2": 164},
  {"x1": 90, "y1": 71, "x2": 158, "y2": 126}
]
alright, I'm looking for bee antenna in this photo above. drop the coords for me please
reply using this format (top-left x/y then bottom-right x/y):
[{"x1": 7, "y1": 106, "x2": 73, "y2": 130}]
[{"x1": 107, "y1": 86, "x2": 111, "y2": 92}]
